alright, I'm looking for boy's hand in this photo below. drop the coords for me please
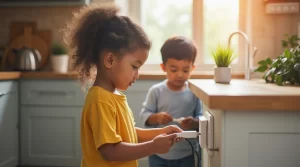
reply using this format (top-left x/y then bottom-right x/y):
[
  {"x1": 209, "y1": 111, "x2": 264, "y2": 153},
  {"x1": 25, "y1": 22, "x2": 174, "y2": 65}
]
[
  {"x1": 152, "y1": 133, "x2": 178, "y2": 154},
  {"x1": 155, "y1": 112, "x2": 173, "y2": 125},
  {"x1": 181, "y1": 116, "x2": 198, "y2": 130}
]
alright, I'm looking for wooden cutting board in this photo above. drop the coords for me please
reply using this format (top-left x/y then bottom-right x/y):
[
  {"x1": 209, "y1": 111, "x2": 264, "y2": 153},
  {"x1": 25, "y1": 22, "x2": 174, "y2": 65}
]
[
  {"x1": 6, "y1": 27, "x2": 49, "y2": 70},
  {"x1": 10, "y1": 21, "x2": 37, "y2": 42},
  {"x1": 10, "y1": 21, "x2": 52, "y2": 49}
]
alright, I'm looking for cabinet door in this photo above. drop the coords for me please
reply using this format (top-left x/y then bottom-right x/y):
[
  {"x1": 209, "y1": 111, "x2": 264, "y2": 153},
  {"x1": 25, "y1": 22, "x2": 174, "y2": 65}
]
[
  {"x1": 20, "y1": 106, "x2": 82, "y2": 166},
  {"x1": 0, "y1": 82, "x2": 18, "y2": 167}
]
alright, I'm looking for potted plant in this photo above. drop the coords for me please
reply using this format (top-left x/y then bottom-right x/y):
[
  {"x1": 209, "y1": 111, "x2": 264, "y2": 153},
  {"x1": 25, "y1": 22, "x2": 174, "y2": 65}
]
[
  {"x1": 51, "y1": 43, "x2": 68, "y2": 73},
  {"x1": 211, "y1": 44, "x2": 237, "y2": 83},
  {"x1": 254, "y1": 34, "x2": 300, "y2": 86}
]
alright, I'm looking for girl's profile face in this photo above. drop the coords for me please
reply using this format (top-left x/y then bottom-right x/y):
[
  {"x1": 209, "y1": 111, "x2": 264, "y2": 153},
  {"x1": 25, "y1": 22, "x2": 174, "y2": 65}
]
[{"x1": 111, "y1": 48, "x2": 149, "y2": 91}]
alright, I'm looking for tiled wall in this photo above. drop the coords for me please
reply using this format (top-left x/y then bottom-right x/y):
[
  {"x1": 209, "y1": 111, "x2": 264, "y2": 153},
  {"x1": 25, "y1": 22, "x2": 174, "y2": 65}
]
[
  {"x1": 252, "y1": 0, "x2": 300, "y2": 64},
  {"x1": 0, "y1": 0, "x2": 113, "y2": 46},
  {"x1": 0, "y1": 0, "x2": 113, "y2": 70},
  {"x1": 0, "y1": 0, "x2": 300, "y2": 69}
]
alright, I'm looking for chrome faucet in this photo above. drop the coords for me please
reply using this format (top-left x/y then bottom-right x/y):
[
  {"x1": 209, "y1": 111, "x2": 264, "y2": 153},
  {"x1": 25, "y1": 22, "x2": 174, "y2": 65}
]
[{"x1": 228, "y1": 31, "x2": 258, "y2": 80}]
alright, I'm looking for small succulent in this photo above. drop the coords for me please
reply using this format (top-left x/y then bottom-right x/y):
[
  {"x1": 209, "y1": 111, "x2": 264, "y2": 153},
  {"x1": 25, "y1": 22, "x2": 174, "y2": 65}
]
[
  {"x1": 211, "y1": 44, "x2": 237, "y2": 67},
  {"x1": 52, "y1": 43, "x2": 67, "y2": 55}
]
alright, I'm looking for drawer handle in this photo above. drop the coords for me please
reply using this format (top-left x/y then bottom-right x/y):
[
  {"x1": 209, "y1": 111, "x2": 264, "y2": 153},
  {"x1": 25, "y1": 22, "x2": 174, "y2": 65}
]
[
  {"x1": 0, "y1": 91, "x2": 14, "y2": 97},
  {"x1": 37, "y1": 90, "x2": 69, "y2": 96},
  {"x1": 0, "y1": 92, "x2": 7, "y2": 97}
]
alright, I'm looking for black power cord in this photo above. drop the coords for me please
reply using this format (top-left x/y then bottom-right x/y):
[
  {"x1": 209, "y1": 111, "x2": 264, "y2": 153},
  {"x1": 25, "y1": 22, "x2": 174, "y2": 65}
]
[{"x1": 185, "y1": 138, "x2": 200, "y2": 167}]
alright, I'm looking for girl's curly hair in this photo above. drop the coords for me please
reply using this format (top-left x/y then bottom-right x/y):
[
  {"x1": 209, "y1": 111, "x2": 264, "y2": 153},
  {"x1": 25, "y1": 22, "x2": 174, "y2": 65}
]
[{"x1": 63, "y1": 4, "x2": 151, "y2": 89}]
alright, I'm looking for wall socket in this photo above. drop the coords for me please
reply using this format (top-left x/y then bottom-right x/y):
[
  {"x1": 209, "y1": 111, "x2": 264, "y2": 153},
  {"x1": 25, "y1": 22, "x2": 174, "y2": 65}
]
[{"x1": 265, "y1": 2, "x2": 299, "y2": 14}]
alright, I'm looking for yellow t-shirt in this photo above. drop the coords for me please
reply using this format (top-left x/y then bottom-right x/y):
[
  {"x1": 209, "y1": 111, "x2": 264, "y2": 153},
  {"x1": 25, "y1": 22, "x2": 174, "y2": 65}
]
[{"x1": 80, "y1": 86, "x2": 138, "y2": 167}]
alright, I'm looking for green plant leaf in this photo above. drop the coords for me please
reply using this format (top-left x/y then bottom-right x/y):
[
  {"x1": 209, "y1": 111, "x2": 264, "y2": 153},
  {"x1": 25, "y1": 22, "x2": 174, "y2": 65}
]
[
  {"x1": 265, "y1": 68, "x2": 276, "y2": 77},
  {"x1": 271, "y1": 59, "x2": 280, "y2": 68},
  {"x1": 254, "y1": 65, "x2": 268, "y2": 72},
  {"x1": 284, "y1": 49, "x2": 291, "y2": 59},
  {"x1": 266, "y1": 58, "x2": 272, "y2": 65},
  {"x1": 258, "y1": 60, "x2": 267, "y2": 66},
  {"x1": 294, "y1": 63, "x2": 300, "y2": 72},
  {"x1": 281, "y1": 57, "x2": 288, "y2": 63},
  {"x1": 281, "y1": 40, "x2": 288, "y2": 48},
  {"x1": 275, "y1": 75, "x2": 283, "y2": 86}
]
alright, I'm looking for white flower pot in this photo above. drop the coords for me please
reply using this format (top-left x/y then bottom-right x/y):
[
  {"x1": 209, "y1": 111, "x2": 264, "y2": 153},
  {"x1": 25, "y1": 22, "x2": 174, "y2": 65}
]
[
  {"x1": 51, "y1": 55, "x2": 69, "y2": 73},
  {"x1": 214, "y1": 67, "x2": 231, "y2": 83}
]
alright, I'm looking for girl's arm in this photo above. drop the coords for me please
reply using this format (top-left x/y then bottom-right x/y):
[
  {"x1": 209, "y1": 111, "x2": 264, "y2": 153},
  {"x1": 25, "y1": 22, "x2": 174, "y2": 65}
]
[
  {"x1": 135, "y1": 127, "x2": 163, "y2": 142},
  {"x1": 99, "y1": 133, "x2": 177, "y2": 161}
]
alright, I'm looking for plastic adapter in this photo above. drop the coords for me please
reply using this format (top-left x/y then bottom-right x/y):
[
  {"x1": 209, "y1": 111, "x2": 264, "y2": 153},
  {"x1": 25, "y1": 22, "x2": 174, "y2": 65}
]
[{"x1": 175, "y1": 131, "x2": 199, "y2": 138}]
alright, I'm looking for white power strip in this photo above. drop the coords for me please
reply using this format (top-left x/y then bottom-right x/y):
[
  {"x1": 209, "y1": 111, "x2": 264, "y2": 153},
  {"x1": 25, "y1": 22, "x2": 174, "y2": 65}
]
[{"x1": 175, "y1": 131, "x2": 199, "y2": 138}]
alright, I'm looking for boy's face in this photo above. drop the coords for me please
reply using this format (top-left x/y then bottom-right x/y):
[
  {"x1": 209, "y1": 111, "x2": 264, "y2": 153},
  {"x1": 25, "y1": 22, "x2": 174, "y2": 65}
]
[
  {"x1": 161, "y1": 58, "x2": 194, "y2": 90},
  {"x1": 108, "y1": 48, "x2": 149, "y2": 91}
]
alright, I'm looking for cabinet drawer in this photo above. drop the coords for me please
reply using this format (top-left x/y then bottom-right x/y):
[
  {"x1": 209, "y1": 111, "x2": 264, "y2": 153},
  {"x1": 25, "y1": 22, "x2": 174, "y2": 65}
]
[
  {"x1": 21, "y1": 80, "x2": 85, "y2": 106},
  {"x1": 0, "y1": 81, "x2": 18, "y2": 93}
]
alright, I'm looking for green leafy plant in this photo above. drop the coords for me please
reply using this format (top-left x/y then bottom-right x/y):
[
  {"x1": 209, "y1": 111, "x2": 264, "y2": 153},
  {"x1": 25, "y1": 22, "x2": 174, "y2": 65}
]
[
  {"x1": 211, "y1": 44, "x2": 237, "y2": 67},
  {"x1": 51, "y1": 43, "x2": 67, "y2": 56},
  {"x1": 254, "y1": 34, "x2": 300, "y2": 86}
]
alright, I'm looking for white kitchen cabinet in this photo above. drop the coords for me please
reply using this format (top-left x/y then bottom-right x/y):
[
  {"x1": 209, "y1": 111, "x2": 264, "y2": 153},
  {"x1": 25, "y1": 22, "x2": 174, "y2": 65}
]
[
  {"x1": 0, "y1": 81, "x2": 19, "y2": 167},
  {"x1": 20, "y1": 80, "x2": 85, "y2": 167},
  {"x1": 201, "y1": 105, "x2": 300, "y2": 167},
  {"x1": 189, "y1": 79, "x2": 300, "y2": 167}
]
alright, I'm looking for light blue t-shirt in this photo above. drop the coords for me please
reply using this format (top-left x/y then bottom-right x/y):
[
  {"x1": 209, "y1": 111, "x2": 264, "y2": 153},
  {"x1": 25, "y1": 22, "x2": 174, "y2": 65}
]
[{"x1": 140, "y1": 80, "x2": 202, "y2": 160}]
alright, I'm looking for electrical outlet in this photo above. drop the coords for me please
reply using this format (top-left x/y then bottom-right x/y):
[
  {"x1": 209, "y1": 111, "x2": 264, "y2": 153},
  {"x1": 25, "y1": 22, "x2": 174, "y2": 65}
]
[
  {"x1": 265, "y1": 2, "x2": 299, "y2": 14},
  {"x1": 199, "y1": 116, "x2": 207, "y2": 148},
  {"x1": 204, "y1": 111, "x2": 214, "y2": 155}
]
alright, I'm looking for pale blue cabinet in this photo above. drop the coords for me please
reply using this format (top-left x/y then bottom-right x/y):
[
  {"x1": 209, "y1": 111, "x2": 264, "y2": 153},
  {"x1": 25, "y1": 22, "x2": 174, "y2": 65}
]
[
  {"x1": 20, "y1": 80, "x2": 85, "y2": 167},
  {"x1": 0, "y1": 81, "x2": 19, "y2": 167},
  {"x1": 18, "y1": 79, "x2": 161, "y2": 167}
]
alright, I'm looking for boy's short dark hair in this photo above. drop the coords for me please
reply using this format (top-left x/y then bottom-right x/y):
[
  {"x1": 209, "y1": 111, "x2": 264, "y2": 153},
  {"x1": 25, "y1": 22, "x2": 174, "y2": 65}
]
[{"x1": 160, "y1": 36, "x2": 197, "y2": 64}]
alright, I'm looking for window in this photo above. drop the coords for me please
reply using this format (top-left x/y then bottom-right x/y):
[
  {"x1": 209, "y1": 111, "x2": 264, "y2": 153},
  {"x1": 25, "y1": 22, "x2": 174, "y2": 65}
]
[
  {"x1": 140, "y1": 0, "x2": 192, "y2": 64},
  {"x1": 128, "y1": 0, "x2": 247, "y2": 71}
]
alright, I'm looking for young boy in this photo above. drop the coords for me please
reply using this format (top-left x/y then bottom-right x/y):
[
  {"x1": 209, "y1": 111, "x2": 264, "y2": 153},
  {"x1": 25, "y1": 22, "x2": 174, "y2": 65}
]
[{"x1": 140, "y1": 36, "x2": 202, "y2": 167}]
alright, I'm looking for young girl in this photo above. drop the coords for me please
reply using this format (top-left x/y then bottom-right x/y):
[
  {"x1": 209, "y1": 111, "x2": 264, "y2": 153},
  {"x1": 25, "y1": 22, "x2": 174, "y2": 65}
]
[{"x1": 64, "y1": 4, "x2": 182, "y2": 167}]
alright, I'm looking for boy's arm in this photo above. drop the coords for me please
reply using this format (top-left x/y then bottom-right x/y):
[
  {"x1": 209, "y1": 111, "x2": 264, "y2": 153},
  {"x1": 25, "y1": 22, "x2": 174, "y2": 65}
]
[
  {"x1": 140, "y1": 86, "x2": 173, "y2": 126},
  {"x1": 140, "y1": 86, "x2": 159, "y2": 126}
]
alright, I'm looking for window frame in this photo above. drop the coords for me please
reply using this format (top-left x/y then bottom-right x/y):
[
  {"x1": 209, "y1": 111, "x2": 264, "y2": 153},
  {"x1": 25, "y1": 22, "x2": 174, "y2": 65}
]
[{"x1": 127, "y1": 0, "x2": 252, "y2": 73}]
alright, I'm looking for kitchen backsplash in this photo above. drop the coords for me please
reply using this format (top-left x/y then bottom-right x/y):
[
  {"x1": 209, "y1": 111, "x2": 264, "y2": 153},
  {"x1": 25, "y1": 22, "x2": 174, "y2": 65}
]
[
  {"x1": 0, "y1": 0, "x2": 300, "y2": 69},
  {"x1": 0, "y1": 0, "x2": 113, "y2": 71},
  {"x1": 252, "y1": 0, "x2": 300, "y2": 65}
]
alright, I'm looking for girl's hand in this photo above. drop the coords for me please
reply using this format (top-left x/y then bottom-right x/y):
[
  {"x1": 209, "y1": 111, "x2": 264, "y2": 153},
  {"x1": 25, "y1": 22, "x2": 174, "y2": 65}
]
[
  {"x1": 155, "y1": 112, "x2": 173, "y2": 125},
  {"x1": 181, "y1": 116, "x2": 198, "y2": 130},
  {"x1": 152, "y1": 133, "x2": 177, "y2": 154},
  {"x1": 162, "y1": 125, "x2": 183, "y2": 142}
]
